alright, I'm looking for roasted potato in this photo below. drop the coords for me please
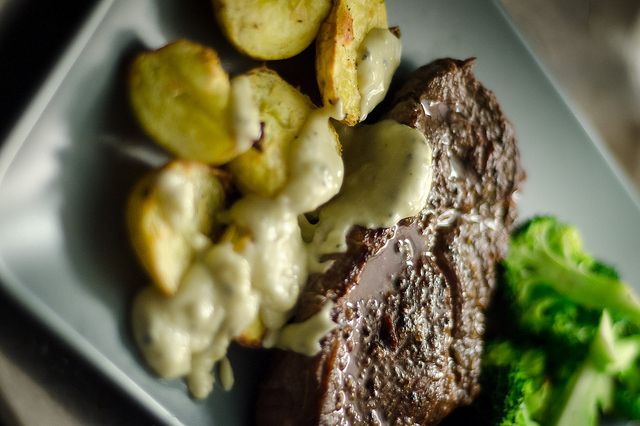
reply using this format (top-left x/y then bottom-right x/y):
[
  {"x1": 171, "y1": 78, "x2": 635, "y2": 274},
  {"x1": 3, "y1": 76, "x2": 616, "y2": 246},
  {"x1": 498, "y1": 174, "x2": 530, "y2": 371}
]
[
  {"x1": 236, "y1": 316, "x2": 266, "y2": 347},
  {"x1": 130, "y1": 40, "x2": 253, "y2": 165},
  {"x1": 212, "y1": 0, "x2": 332, "y2": 60},
  {"x1": 127, "y1": 160, "x2": 227, "y2": 296},
  {"x1": 228, "y1": 67, "x2": 316, "y2": 198},
  {"x1": 316, "y1": 0, "x2": 389, "y2": 125}
]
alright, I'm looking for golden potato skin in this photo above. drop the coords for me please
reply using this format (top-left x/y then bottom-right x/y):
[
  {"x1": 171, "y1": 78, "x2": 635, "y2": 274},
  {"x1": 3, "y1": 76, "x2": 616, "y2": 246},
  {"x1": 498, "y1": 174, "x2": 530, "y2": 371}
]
[
  {"x1": 228, "y1": 67, "x2": 316, "y2": 198},
  {"x1": 316, "y1": 0, "x2": 388, "y2": 125},
  {"x1": 236, "y1": 316, "x2": 266, "y2": 347},
  {"x1": 129, "y1": 40, "x2": 240, "y2": 165},
  {"x1": 127, "y1": 160, "x2": 227, "y2": 296},
  {"x1": 213, "y1": 0, "x2": 332, "y2": 60}
]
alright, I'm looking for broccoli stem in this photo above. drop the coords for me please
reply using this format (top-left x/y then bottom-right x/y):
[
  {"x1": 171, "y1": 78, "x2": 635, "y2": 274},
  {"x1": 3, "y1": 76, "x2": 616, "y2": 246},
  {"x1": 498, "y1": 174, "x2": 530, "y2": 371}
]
[
  {"x1": 549, "y1": 362, "x2": 613, "y2": 426},
  {"x1": 511, "y1": 242, "x2": 640, "y2": 326},
  {"x1": 547, "y1": 311, "x2": 617, "y2": 426}
]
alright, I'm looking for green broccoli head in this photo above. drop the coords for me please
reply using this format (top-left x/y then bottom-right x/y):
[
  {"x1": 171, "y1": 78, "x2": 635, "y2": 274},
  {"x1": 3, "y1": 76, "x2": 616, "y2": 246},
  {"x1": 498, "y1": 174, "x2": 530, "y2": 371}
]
[
  {"x1": 503, "y1": 217, "x2": 640, "y2": 346},
  {"x1": 608, "y1": 319, "x2": 640, "y2": 420},
  {"x1": 544, "y1": 310, "x2": 633, "y2": 426},
  {"x1": 481, "y1": 365, "x2": 538, "y2": 426},
  {"x1": 615, "y1": 365, "x2": 640, "y2": 419},
  {"x1": 505, "y1": 282, "x2": 600, "y2": 349},
  {"x1": 478, "y1": 340, "x2": 547, "y2": 426},
  {"x1": 479, "y1": 312, "x2": 640, "y2": 426},
  {"x1": 479, "y1": 217, "x2": 640, "y2": 426}
]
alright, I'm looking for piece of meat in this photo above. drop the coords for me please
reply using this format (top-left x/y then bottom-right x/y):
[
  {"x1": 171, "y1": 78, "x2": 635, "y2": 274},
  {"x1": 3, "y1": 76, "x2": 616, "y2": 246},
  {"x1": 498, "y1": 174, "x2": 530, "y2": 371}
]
[{"x1": 256, "y1": 58, "x2": 525, "y2": 425}]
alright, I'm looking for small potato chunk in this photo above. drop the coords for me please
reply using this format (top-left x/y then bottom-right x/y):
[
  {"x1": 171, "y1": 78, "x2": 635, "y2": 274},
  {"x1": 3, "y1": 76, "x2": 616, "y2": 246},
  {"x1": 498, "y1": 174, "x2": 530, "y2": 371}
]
[
  {"x1": 129, "y1": 40, "x2": 243, "y2": 165},
  {"x1": 228, "y1": 67, "x2": 316, "y2": 198},
  {"x1": 127, "y1": 160, "x2": 227, "y2": 296},
  {"x1": 236, "y1": 315, "x2": 266, "y2": 347},
  {"x1": 316, "y1": 0, "x2": 389, "y2": 125},
  {"x1": 213, "y1": 0, "x2": 332, "y2": 60}
]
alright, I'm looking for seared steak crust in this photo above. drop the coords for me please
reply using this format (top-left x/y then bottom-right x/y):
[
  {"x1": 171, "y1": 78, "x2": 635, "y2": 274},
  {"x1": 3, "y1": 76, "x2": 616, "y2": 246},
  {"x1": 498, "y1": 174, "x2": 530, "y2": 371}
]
[{"x1": 256, "y1": 58, "x2": 525, "y2": 425}]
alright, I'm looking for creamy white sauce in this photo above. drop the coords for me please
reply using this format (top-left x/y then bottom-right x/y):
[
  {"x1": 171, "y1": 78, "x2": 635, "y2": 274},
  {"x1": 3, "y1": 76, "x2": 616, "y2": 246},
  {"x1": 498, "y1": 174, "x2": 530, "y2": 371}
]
[
  {"x1": 225, "y1": 105, "x2": 343, "y2": 335},
  {"x1": 230, "y1": 75, "x2": 262, "y2": 154},
  {"x1": 280, "y1": 107, "x2": 344, "y2": 214},
  {"x1": 133, "y1": 104, "x2": 345, "y2": 397},
  {"x1": 308, "y1": 120, "x2": 433, "y2": 269},
  {"x1": 356, "y1": 28, "x2": 402, "y2": 120},
  {"x1": 156, "y1": 169, "x2": 196, "y2": 230},
  {"x1": 218, "y1": 356, "x2": 234, "y2": 391},
  {"x1": 131, "y1": 36, "x2": 437, "y2": 399},
  {"x1": 276, "y1": 301, "x2": 337, "y2": 356},
  {"x1": 132, "y1": 242, "x2": 258, "y2": 398},
  {"x1": 155, "y1": 168, "x2": 212, "y2": 253},
  {"x1": 133, "y1": 117, "x2": 433, "y2": 397},
  {"x1": 188, "y1": 349, "x2": 220, "y2": 399},
  {"x1": 228, "y1": 195, "x2": 307, "y2": 332}
]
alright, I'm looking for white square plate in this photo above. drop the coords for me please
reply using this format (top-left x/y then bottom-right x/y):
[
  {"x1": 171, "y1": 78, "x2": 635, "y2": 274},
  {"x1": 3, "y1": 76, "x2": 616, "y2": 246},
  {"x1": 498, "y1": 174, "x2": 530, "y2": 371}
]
[{"x1": 0, "y1": 0, "x2": 638, "y2": 424}]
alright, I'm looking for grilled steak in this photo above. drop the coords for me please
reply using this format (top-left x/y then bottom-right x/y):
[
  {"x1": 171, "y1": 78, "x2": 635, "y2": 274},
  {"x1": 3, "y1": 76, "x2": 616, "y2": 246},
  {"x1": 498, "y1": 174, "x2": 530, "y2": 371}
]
[{"x1": 256, "y1": 58, "x2": 525, "y2": 425}]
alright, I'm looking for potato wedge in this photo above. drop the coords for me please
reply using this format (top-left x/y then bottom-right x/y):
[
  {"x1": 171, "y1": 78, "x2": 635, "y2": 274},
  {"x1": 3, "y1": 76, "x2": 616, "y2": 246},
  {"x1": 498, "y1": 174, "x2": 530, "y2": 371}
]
[
  {"x1": 228, "y1": 67, "x2": 316, "y2": 198},
  {"x1": 212, "y1": 0, "x2": 332, "y2": 60},
  {"x1": 315, "y1": 0, "x2": 389, "y2": 125},
  {"x1": 127, "y1": 160, "x2": 227, "y2": 296},
  {"x1": 130, "y1": 40, "x2": 244, "y2": 165}
]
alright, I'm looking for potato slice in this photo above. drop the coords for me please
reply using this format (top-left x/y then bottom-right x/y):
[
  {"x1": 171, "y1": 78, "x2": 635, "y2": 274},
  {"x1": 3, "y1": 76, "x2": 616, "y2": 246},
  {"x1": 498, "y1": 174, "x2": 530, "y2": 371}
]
[
  {"x1": 228, "y1": 67, "x2": 316, "y2": 198},
  {"x1": 129, "y1": 40, "x2": 243, "y2": 165},
  {"x1": 212, "y1": 0, "x2": 332, "y2": 60},
  {"x1": 127, "y1": 160, "x2": 227, "y2": 296},
  {"x1": 315, "y1": 0, "x2": 389, "y2": 125},
  {"x1": 236, "y1": 315, "x2": 266, "y2": 347}
]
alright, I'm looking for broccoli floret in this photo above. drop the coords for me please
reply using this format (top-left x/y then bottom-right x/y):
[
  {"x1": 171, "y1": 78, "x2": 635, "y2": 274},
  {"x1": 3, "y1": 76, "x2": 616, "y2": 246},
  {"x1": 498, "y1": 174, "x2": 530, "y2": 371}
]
[
  {"x1": 481, "y1": 365, "x2": 539, "y2": 426},
  {"x1": 609, "y1": 321, "x2": 640, "y2": 419},
  {"x1": 476, "y1": 217, "x2": 640, "y2": 426},
  {"x1": 477, "y1": 341, "x2": 546, "y2": 426},
  {"x1": 544, "y1": 311, "x2": 622, "y2": 426},
  {"x1": 615, "y1": 366, "x2": 640, "y2": 419},
  {"x1": 480, "y1": 312, "x2": 640, "y2": 426},
  {"x1": 504, "y1": 217, "x2": 640, "y2": 346},
  {"x1": 546, "y1": 357, "x2": 613, "y2": 426}
]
